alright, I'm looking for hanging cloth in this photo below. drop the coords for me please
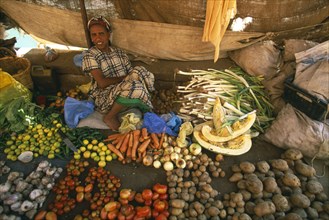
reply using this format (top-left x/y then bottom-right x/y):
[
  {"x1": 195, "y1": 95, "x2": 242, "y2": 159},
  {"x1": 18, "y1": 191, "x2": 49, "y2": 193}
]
[{"x1": 202, "y1": 0, "x2": 237, "y2": 62}]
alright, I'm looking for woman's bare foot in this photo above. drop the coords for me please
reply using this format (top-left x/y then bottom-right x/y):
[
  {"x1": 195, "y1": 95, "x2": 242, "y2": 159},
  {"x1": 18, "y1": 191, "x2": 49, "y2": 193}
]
[{"x1": 103, "y1": 115, "x2": 120, "y2": 131}]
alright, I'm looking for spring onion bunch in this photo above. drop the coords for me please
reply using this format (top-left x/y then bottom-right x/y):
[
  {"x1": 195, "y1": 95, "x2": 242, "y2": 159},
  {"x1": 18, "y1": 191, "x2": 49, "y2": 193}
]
[{"x1": 176, "y1": 67, "x2": 274, "y2": 133}]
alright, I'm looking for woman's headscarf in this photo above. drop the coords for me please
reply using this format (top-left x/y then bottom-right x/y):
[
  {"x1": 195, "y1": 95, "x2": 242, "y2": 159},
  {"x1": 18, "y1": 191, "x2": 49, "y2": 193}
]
[{"x1": 87, "y1": 16, "x2": 112, "y2": 32}]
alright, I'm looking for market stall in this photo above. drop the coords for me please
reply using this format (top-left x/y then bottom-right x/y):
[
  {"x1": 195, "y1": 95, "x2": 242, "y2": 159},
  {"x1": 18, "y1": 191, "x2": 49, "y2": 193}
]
[{"x1": 0, "y1": 1, "x2": 329, "y2": 220}]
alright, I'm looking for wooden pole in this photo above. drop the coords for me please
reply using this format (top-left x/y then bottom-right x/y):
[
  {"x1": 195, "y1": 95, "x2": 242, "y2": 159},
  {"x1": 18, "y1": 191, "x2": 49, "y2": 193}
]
[{"x1": 79, "y1": 0, "x2": 92, "y2": 48}]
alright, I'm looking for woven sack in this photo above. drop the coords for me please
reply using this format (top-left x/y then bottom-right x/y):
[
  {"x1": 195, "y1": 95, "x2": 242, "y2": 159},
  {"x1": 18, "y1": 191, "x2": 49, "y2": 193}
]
[{"x1": 0, "y1": 47, "x2": 33, "y2": 90}]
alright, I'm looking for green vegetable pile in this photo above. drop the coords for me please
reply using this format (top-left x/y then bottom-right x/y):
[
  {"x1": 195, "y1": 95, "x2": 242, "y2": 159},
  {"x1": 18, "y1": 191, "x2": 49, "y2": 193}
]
[
  {"x1": 176, "y1": 67, "x2": 275, "y2": 133},
  {"x1": 0, "y1": 97, "x2": 39, "y2": 133}
]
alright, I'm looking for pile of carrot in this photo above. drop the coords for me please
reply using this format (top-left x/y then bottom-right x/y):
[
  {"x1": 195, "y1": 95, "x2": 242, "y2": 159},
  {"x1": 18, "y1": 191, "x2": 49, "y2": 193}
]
[{"x1": 104, "y1": 128, "x2": 166, "y2": 164}]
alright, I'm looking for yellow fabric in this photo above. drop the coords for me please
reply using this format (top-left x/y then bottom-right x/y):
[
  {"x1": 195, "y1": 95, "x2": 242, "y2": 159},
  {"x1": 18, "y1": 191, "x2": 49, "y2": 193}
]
[{"x1": 203, "y1": 0, "x2": 237, "y2": 62}]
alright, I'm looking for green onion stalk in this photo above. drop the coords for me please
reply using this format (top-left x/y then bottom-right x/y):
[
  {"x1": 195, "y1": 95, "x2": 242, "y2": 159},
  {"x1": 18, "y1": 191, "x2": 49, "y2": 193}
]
[{"x1": 176, "y1": 67, "x2": 274, "y2": 133}]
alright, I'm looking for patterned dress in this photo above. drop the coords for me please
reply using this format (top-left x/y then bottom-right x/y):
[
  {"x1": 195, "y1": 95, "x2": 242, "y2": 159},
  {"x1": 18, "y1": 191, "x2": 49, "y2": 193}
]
[{"x1": 82, "y1": 46, "x2": 155, "y2": 113}]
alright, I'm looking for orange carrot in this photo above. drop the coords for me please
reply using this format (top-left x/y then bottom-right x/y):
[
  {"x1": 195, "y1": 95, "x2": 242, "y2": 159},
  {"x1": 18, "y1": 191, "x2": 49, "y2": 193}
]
[
  {"x1": 141, "y1": 150, "x2": 147, "y2": 158},
  {"x1": 136, "y1": 151, "x2": 143, "y2": 163},
  {"x1": 141, "y1": 128, "x2": 148, "y2": 140},
  {"x1": 107, "y1": 143, "x2": 124, "y2": 160},
  {"x1": 120, "y1": 133, "x2": 130, "y2": 153},
  {"x1": 139, "y1": 136, "x2": 144, "y2": 142},
  {"x1": 103, "y1": 133, "x2": 123, "y2": 142},
  {"x1": 128, "y1": 132, "x2": 133, "y2": 148},
  {"x1": 158, "y1": 132, "x2": 165, "y2": 149},
  {"x1": 126, "y1": 133, "x2": 134, "y2": 158},
  {"x1": 115, "y1": 134, "x2": 127, "y2": 149},
  {"x1": 150, "y1": 133, "x2": 160, "y2": 149},
  {"x1": 111, "y1": 133, "x2": 123, "y2": 144},
  {"x1": 137, "y1": 138, "x2": 151, "y2": 153},
  {"x1": 131, "y1": 130, "x2": 141, "y2": 160}
]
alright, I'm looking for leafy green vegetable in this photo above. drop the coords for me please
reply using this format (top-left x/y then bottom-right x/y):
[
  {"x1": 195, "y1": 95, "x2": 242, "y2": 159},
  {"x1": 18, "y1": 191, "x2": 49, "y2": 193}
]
[{"x1": 0, "y1": 97, "x2": 39, "y2": 132}]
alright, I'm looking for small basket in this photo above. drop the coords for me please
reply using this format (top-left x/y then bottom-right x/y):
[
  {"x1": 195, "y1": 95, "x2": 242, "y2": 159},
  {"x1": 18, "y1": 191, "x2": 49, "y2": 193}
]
[{"x1": 0, "y1": 47, "x2": 33, "y2": 90}]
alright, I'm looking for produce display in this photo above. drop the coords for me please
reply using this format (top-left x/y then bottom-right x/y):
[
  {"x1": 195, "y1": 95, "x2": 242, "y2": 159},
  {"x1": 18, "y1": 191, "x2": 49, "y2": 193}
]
[
  {"x1": 0, "y1": 160, "x2": 63, "y2": 219},
  {"x1": 176, "y1": 68, "x2": 274, "y2": 133},
  {"x1": 1, "y1": 70, "x2": 329, "y2": 220},
  {"x1": 193, "y1": 97, "x2": 256, "y2": 155}
]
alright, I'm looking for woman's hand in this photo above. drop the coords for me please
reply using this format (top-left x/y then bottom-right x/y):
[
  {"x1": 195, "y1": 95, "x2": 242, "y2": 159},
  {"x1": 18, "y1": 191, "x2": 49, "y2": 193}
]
[{"x1": 91, "y1": 69, "x2": 125, "y2": 89}]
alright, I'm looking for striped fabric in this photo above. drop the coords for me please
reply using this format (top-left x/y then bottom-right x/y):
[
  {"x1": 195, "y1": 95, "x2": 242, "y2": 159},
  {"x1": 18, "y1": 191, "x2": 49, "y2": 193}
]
[{"x1": 82, "y1": 46, "x2": 155, "y2": 113}]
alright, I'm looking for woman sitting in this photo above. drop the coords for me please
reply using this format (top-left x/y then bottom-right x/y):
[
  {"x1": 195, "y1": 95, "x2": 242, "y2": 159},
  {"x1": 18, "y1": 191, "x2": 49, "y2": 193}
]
[{"x1": 82, "y1": 16, "x2": 155, "y2": 131}]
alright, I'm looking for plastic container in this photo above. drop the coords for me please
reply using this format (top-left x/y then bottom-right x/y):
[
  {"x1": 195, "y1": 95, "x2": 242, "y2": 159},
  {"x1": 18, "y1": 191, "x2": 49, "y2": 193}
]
[{"x1": 283, "y1": 76, "x2": 328, "y2": 121}]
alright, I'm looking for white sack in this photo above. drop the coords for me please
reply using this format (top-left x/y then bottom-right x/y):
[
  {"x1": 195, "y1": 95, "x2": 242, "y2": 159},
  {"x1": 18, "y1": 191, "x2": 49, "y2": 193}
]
[{"x1": 263, "y1": 104, "x2": 329, "y2": 159}]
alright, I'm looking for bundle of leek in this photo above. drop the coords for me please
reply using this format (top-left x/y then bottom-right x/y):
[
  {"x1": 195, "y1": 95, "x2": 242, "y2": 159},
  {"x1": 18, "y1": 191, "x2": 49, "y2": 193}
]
[{"x1": 176, "y1": 67, "x2": 274, "y2": 133}]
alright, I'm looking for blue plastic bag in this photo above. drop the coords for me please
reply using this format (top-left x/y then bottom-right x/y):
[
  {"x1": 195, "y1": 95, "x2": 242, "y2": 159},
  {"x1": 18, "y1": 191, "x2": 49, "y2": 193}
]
[
  {"x1": 142, "y1": 112, "x2": 182, "y2": 136},
  {"x1": 64, "y1": 97, "x2": 94, "y2": 128}
]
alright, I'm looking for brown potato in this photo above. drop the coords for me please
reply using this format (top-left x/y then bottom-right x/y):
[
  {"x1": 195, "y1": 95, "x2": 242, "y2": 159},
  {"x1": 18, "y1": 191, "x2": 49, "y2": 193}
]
[
  {"x1": 270, "y1": 159, "x2": 289, "y2": 171},
  {"x1": 295, "y1": 161, "x2": 315, "y2": 177},
  {"x1": 282, "y1": 173, "x2": 301, "y2": 188},
  {"x1": 254, "y1": 201, "x2": 276, "y2": 217},
  {"x1": 263, "y1": 177, "x2": 278, "y2": 193},
  {"x1": 256, "y1": 161, "x2": 270, "y2": 173},
  {"x1": 281, "y1": 148, "x2": 303, "y2": 160},
  {"x1": 239, "y1": 161, "x2": 255, "y2": 173},
  {"x1": 245, "y1": 175, "x2": 263, "y2": 194},
  {"x1": 290, "y1": 193, "x2": 311, "y2": 208},
  {"x1": 272, "y1": 194, "x2": 291, "y2": 212}
]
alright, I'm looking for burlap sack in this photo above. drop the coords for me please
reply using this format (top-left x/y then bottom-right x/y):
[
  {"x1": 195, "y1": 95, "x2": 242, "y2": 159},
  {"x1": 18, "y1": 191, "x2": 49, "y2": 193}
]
[
  {"x1": 283, "y1": 39, "x2": 319, "y2": 62},
  {"x1": 228, "y1": 40, "x2": 283, "y2": 80},
  {"x1": 263, "y1": 104, "x2": 329, "y2": 159}
]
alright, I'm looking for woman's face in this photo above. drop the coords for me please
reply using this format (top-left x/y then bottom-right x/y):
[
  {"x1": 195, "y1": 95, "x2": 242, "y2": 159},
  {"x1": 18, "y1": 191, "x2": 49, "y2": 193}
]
[{"x1": 89, "y1": 24, "x2": 110, "y2": 52}]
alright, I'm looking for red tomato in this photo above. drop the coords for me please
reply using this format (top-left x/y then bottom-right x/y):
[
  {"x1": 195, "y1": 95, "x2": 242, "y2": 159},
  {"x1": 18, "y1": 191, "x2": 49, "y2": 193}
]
[
  {"x1": 100, "y1": 208, "x2": 107, "y2": 220},
  {"x1": 104, "y1": 201, "x2": 120, "y2": 212},
  {"x1": 141, "y1": 189, "x2": 153, "y2": 201},
  {"x1": 158, "y1": 193, "x2": 168, "y2": 201},
  {"x1": 136, "y1": 206, "x2": 151, "y2": 218},
  {"x1": 84, "y1": 183, "x2": 93, "y2": 193},
  {"x1": 152, "y1": 192, "x2": 160, "y2": 201},
  {"x1": 152, "y1": 209, "x2": 159, "y2": 218},
  {"x1": 134, "y1": 193, "x2": 145, "y2": 204},
  {"x1": 155, "y1": 213, "x2": 168, "y2": 220},
  {"x1": 144, "y1": 199, "x2": 152, "y2": 206},
  {"x1": 153, "y1": 199, "x2": 167, "y2": 213},
  {"x1": 152, "y1": 183, "x2": 168, "y2": 194},
  {"x1": 76, "y1": 192, "x2": 84, "y2": 203},
  {"x1": 120, "y1": 189, "x2": 132, "y2": 199},
  {"x1": 107, "y1": 210, "x2": 119, "y2": 220},
  {"x1": 120, "y1": 204, "x2": 134, "y2": 216},
  {"x1": 118, "y1": 197, "x2": 129, "y2": 205}
]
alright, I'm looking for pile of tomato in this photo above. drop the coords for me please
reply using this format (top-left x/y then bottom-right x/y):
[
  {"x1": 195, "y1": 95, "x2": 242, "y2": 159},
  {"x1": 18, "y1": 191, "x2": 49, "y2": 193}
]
[{"x1": 35, "y1": 159, "x2": 169, "y2": 220}]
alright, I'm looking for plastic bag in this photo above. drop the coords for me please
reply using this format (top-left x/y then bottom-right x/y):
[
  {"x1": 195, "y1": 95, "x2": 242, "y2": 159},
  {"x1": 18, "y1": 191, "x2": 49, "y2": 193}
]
[
  {"x1": 64, "y1": 97, "x2": 94, "y2": 128},
  {"x1": 119, "y1": 112, "x2": 142, "y2": 133},
  {"x1": 142, "y1": 112, "x2": 182, "y2": 136},
  {"x1": 0, "y1": 69, "x2": 31, "y2": 109},
  {"x1": 44, "y1": 46, "x2": 58, "y2": 62}
]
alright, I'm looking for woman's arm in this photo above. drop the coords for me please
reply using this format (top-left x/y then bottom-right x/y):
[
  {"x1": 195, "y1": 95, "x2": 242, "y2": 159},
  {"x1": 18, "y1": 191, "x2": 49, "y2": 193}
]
[{"x1": 90, "y1": 69, "x2": 125, "y2": 89}]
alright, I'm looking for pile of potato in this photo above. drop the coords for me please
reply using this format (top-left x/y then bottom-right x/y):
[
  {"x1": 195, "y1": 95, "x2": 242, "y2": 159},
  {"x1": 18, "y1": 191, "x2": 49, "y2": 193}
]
[
  {"x1": 164, "y1": 148, "x2": 329, "y2": 220},
  {"x1": 226, "y1": 148, "x2": 329, "y2": 219},
  {"x1": 151, "y1": 89, "x2": 181, "y2": 115}
]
